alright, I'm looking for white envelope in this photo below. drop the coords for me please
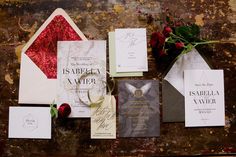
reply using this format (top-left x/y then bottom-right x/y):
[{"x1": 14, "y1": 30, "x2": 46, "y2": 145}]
[{"x1": 19, "y1": 8, "x2": 87, "y2": 104}]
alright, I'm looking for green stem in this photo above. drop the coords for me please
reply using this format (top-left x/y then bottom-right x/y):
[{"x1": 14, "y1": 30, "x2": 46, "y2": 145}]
[{"x1": 170, "y1": 32, "x2": 189, "y2": 43}]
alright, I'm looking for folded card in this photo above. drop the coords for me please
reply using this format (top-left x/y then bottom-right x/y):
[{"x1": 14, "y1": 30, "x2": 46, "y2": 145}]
[
  {"x1": 115, "y1": 28, "x2": 148, "y2": 72},
  {"x1": 8, "y1": 107, "x2": 51, "y2": 139},
  {"x1": 57, "y1": 40, "x2": 106, "y2": 118},
  {"x1": 118, "y1": 80, "x2": 160, "y2": 137},
  {"x1": 108, "y1": 32, "x2": 143, "y2": 77},
  {"x1": 184, "y1": 70, "x2": 225, "y2": 127},
  {"x1": 19, "y1": 8, "x2": 87, "y2": 104},
  {"x1": 162, "y1": 49, "x2": 211, "y2": 122}
]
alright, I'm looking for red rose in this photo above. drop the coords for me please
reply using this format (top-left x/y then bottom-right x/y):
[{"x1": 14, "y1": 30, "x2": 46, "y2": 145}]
[
  {"x1": 150, "y1": 32, "x2": 165, "y2": 48},
  {"x1": 150, "y1": 32, "x2": 166, "y2": 58},
  {"x1": 58, "y1": 103, "x2": 71, "y2": 118},
  {"x1": 175, "y1": 42, "x2": 185, "y2": 49},
  {"x1": 163, "y1": 26, "x2": 172, "y2": 37},
  {"x1": 159, "y1": 49, "x2": 167, "y2": 57}
]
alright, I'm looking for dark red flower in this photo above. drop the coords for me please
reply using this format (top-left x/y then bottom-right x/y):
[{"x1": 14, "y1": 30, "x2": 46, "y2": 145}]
[
  {"x1": 150, "y1": 32, "x2": 166, "y2": 58},
  {"x1": 150, "y1": 32, "x2": 165, "y2": 48},
  {"x1": 175, "y1": 42, "x2": 185, "y2": 49},
  {"x1": 159, "y1": 49, "x2": 167, "y2": 57},
  {"x1": 163, "y1": 26, "x2": 172, "y2": 37},
  {"x1": 58, "y1": 103, "x2": 71, "y2": 118}
]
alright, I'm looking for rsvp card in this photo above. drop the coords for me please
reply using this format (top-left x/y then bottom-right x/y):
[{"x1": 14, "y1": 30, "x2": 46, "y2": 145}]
[
  {"x1": 184, "y1": 70, "x2": 225, "y2": 127},
  {"x1": 108, "y1": 32, "x2": 143, "y2": 77},
  {"x1": 91, "y1": 95, "x2": 116, "y2": 139},
  {"x1": 8, "y1": 107, "x2": 51, "y2": 139},
  {"x1": 115, "y1": 28, "x2": 148, "y2": 72}
]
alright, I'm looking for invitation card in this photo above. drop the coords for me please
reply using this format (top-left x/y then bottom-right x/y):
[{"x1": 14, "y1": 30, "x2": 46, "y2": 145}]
[
  {"x1": 118, "y1": 80, "x2": 160, "y2": 137},
  {"x1": 184, "y1": 70, "x2": 225, "y2": 127},
  {"x1": 57, "y1": 41, "x2": 106, "y2": 118}
]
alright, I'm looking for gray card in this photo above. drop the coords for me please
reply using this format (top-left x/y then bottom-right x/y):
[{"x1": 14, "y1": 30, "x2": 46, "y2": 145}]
[{"x1": 118, "y1": 80, "x2": 160, "y2": 137}]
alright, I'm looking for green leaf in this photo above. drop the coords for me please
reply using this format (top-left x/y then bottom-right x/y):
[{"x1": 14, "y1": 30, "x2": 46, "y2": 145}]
[
  {"x1": 50, "y1": 102, "x2": 58, "y2": 118},
  {"x1": 182, "y1": 44, "x2": 193, "y2": 54},
  {"x1": 190, "y1": 24, "x2": 200, "y2": 37},
  {"x1": 174, "y1": 24, "x2": 200, "y2": 41}
]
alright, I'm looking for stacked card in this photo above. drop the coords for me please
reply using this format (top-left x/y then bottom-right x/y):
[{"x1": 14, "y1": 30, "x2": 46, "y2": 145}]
[{"x1": 109, "y1": 28, "x2": 148, "y2": 77}]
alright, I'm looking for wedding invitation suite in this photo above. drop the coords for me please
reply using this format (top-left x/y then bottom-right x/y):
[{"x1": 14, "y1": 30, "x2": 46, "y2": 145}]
[
  {"x1": 57, "y1": 41, "x2": 106, "y2": 118},
  {"x1": 184, "y1": 70, "x2": 225, "y2": 127},
  {"x1": 108, "y1": 32, "x2": 143, "y2": 77},
  {"x1": 118, "y1": 80, "x2": 160, "y2": 137},
  {"x1": 91, "y1": 95, "x2": 116, "y2": 139},
  {"x1": 115, "y1": 28, "x2": 148, "y2": 72},
  {"x1": 8, "y1": 107, "x2": 51, "y2": 139}
]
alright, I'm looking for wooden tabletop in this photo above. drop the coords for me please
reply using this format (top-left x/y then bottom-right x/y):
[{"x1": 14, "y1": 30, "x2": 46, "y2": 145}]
[{"x1": 0, "y1": 0, "x2": 236, "y2": 156}]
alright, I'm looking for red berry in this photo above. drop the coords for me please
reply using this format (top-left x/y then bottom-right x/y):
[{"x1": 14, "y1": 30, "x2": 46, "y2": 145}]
[
  {"x1": 163, "y1": 26, "x2": 172, "y2": 37},
  {"x1": 175, "y1": 42, "x2": 185, "y2": 49},
  {"x1": 58, "y1": 103, "x2": 71, "y2": 118}
]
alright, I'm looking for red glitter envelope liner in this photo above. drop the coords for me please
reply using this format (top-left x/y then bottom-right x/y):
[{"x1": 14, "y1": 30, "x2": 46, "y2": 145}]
[
  {"x1": 19, "y1": 8, "x2": 87, "y2": 104},
  {"x1": 25, "y1": 15, "x2": 82, "y2": 79}
]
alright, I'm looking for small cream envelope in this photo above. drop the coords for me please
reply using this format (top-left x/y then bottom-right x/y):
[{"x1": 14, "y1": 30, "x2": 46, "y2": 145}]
[{"x1": 19, "y1": 8, "x2": 87, "y2": 104}]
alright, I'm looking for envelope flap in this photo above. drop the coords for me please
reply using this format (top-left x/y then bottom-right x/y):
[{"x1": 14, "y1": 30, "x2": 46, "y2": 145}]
[
  {"x1": 22, "y1": 8, "x2": 87, "y2": 79},
  {"x1": 164, "y1": 48, "x2": 211, "y2": 96}
]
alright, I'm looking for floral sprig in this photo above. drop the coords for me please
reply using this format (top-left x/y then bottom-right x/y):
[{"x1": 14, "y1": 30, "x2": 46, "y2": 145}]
[
  {"x1": 50, "y1": 101, "x2": 71, "y2": 118},
  {"x1": 149, "y1": 13, "x2": 236, "y2": 62}
]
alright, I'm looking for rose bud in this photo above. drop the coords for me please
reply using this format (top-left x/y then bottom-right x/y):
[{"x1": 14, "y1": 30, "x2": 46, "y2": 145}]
[
  {"x1": 175, "y1": 42, "x2": 185, "y2": 49},
  {"x1": 58, "y1": 103, "x2": 71, "y2": 118},
  {"x1": 159, "y1": 49, "x2": 167, "y2": 57},
  {"x1": 149, "y1": 32, "x2": 159, "y2": 47},
  {"x1": 163, "y1": 26, "x2": 172, "y2": 37}
]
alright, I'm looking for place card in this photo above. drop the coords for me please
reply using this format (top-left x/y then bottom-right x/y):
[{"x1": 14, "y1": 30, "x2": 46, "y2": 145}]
[
  {"x1": 115, "y1": 28, "x2": 148, "y2": 72},
  {"x1": 8, "y1": 107, "x2": 51, "y2": 139},
  {"x1": 184, "y1": 70, "x2": 225, "y2": 127}
]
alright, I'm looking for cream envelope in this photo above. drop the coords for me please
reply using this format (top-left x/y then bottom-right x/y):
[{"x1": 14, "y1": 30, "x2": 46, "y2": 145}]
[{"x1": 19, "y1": 8, "x2": 87, "y2": 104}]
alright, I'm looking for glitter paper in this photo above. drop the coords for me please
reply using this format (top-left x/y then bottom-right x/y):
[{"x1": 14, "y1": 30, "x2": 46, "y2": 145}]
[{"x1": 25, "y1": 15, "x2": 82, "y2": 79}]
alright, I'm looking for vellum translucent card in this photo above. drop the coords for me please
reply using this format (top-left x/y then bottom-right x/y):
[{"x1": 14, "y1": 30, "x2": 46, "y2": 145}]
[
  {"x1": 8, "y1": 107, "x2": 51, "y2": 139},
  {"x1": 118, "y1": 80, "x2": 160, "y2": 137},
  {"x1": 115, "y1": 28, "x2": 148, "y2": 72},
  {"x1": 57, "y1": 41, "x2": 106, "y2": 118},
  {"x1": 184, "y1": 70, "x2": 225, "y2": 127}
]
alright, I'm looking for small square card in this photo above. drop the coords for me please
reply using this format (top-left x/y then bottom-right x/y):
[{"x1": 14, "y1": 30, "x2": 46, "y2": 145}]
[
  {"x1": 184, "y1": 70, "x2": 225, "y2": 127},
  {"x1": 115, "y1": 28, "x2": 148, "y2": 72},
  {"x1": 8, "y1": 107, "x2": 51, "y2": 139}
]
